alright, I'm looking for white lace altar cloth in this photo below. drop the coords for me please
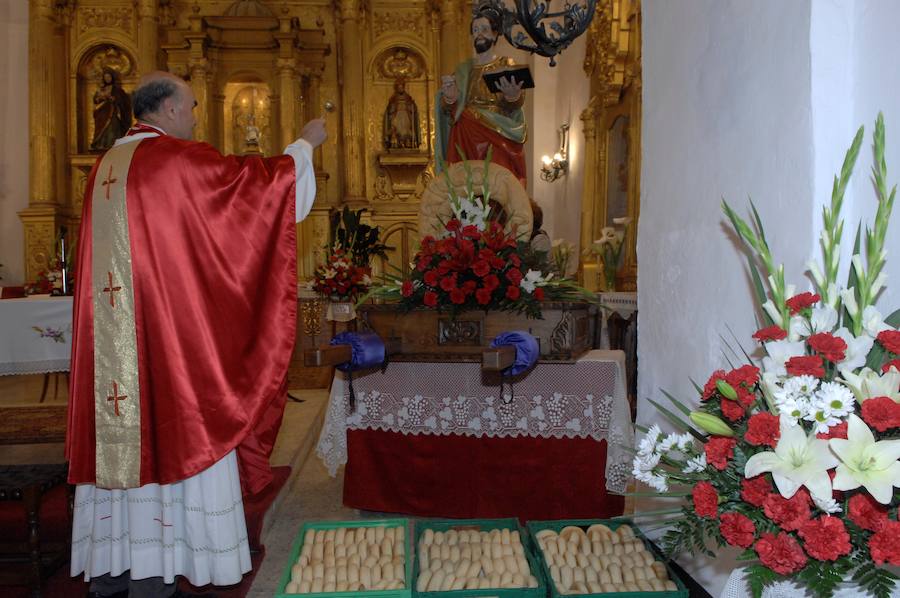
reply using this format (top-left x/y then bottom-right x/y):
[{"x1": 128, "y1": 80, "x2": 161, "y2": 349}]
[
  {"x1": 316, "y1": 349, "x2": 634, "y2": 494},
  {"x1": 721, "y1": 567, "x2": 900, "y2": 597}
]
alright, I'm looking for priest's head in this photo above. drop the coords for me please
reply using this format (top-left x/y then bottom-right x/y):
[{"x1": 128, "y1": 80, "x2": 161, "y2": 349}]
[{"x1": 132, "y1": 71, "x2": 197, "y2": 140}]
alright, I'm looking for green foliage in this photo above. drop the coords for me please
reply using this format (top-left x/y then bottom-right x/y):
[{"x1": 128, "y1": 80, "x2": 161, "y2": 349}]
[
  {"x1": 747, "y1": 564, "x2": 783, "y2": 598},
  {"x1": 797, "y1": 558, "x2": 854, "y2": 598},
  {"x1": 660, "y1": 511, "x2": 716, "y2": 559},
  {"x1": 851, "y1": 559, "x2": 899, "y2": 598}
]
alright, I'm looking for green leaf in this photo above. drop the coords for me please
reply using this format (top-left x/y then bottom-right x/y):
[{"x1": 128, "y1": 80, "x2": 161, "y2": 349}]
[
  {"x1": 747, "y1": 564, "x2": 782, "y2": 598},
  {"x1": 647, "y1": 399, "x2": 706, "y2": 441},
  {"x1": 659, "y1": 388, "x2": 693, "y2": 417}
]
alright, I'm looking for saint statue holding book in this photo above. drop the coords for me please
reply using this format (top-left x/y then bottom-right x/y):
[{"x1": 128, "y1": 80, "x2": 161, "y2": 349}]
[{"x1": 435, "y1": 1, "x2": 531, "y2": 185}]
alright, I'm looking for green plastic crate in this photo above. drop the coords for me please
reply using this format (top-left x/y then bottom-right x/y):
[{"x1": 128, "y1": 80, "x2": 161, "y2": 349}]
[
  {"x1": 411, "y1": 518, "x2": 547, "y2": 597},
  {"x1": 526, "y1": 519, "x2": 689, "y2": 598},
  {"x1": 275, "y1": 518, "x2": 413, "y2": 597}
]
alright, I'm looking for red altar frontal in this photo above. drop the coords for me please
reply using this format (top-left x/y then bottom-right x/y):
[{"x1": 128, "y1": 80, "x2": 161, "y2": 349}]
[{"x1": 315, "y1": 350, "x2": 632, "y2": 521}]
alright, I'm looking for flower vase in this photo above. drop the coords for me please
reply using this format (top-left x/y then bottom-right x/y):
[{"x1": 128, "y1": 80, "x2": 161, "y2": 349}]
[
  {"x1": 601, "y1": 261, "x2": 617, "y2": 292},
  {"x1": 326, "y1": 300, "x2": 356, "y2": 323}
]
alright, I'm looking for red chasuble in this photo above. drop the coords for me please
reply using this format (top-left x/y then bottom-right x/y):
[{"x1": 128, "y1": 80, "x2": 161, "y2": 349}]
[{"x1": 67, "y1": 129, "x2": 298, "y2": 494}]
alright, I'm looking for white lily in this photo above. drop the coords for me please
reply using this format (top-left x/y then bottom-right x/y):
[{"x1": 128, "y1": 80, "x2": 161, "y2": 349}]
[
  {"x1": 834, "y1": 327, "x2": 875, "y2": 373},
  {"x1": 830, "y1": 414, "x2": 900, "y2": 504},
  {"x1": 862, "y1": 306, "x2": 893, "y2": 338},
  {"x1": 744, "y1": 414, "x2": 838, "y2": 500},
  {"x1": 807, "y1": 304, "x2": 838, "y2": 334},
  {"x1": 840, "y1": 367, "x2": 900, "y2": 403}
]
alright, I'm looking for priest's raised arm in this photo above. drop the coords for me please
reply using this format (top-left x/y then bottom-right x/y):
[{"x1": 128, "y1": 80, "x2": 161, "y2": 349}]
[{"x1": 66, "y1": 70, "x2": 327, "y2": 597}]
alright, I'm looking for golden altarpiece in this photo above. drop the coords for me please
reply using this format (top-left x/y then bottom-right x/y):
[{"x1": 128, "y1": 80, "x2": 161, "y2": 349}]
[{"x1": 20, "y1": 0, "x2": 479, "y2": 283}]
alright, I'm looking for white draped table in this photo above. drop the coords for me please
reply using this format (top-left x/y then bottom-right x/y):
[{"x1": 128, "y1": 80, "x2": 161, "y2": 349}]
[
  {"x1": 316, "y1": 349, "x2": 634, "y2": 495},
  {"x1": 0, "y1": 297, "x2": 72, "y2": 376}
]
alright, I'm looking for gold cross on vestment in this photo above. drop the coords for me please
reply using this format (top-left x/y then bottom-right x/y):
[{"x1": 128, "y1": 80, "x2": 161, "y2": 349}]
[
  {"x1": 102, "y1": 271, "x2": 122, "y2": 308},
  {"x1": 101, "y1": 165, "x2": 118, "y2": 200},
  {"x1": 107, "y1": 381, "x2": 127, "y2": 416}
]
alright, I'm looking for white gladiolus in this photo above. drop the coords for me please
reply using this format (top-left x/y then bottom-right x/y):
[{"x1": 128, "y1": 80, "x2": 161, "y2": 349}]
[
  {"x1": 807, "y1": 304, "x2": 838, "y2": 334},
  {"x1": 834, "y1": 327, "x2": 875, "y2": 374},
  {"x1": 852, "y1": 254, "x2": 866, "y2": 279},
  {"x1": 762, "y1": 300, "x2": 783, "y2": 325},
  {"x1": 761, "y1": 339, "x2": 807, "y2": 377},
  {"x1": 841, "y1": 288, "x2": 860, "y2": 318},
  {"x1": 807, "y1": 259, "x2": 825, "y2": 287},
  {"x1": 861, "y1": 306, "x2": 893, "y2": 338},
  {"x1": 871, "y1": 272, "x2": 888, "y2": 296}
]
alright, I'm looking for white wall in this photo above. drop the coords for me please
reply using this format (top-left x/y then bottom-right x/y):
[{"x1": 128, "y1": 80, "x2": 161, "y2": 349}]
[
  {"x1": 640, "y1": 1, "x2": 816, "y2": 593},
  {"x1": 0, "y1": 0, "x2": 29, "y2": 284}
]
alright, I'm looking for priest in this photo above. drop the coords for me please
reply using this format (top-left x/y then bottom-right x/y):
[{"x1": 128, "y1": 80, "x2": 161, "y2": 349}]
[
  {"x1": 435, "y1": 1, "x2": 528, "y2": 183},
  {"x1": 66, "y1": 71, "x2": 327, "y2": 598}
]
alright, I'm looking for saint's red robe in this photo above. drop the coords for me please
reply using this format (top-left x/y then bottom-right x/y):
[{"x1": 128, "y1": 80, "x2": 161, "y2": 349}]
[{"x1": 67, "y1": 129, "x2": 299, "y2": 494}]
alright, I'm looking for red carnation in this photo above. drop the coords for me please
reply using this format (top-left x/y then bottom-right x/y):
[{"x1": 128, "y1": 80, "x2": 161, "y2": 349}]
[
  {"x1": 401, "y1": 280, "x2": 413, "y2": 297},
  {"x1": 807, "y1": 332, "x2": 847, "y2": 363},
  {"x1": 720, "y1": 397, "x2": 746, "y2": 422},
  {"x1": 445, "y1": 218, "x2": 461, "y2": 232},
  {"x1": 816, "y1": 421, "x2": 848, "y2": 440},
  {"x1": 460, "y1": 225, "x2": 481, "y2": 240},
  {"x1": 475, "y1": 287, "x2": 492, "y2": 305},
  {"x1": 505, "y1": 268, "x2": 523, "y2": 285},
  {"x1": 877, "y1": 330, "x2": 900, "y2": 354},
  {"x1": 705, "y1": 437, "x2": 737, "y2": 471},
  {"x1": 505, "y1": 285, "x2": 521, "y2": 301},
  {"x1": 741, "y1": 475, "x2": 773, "y2": 507},
  {"x1": 483, "y1": 274, "x2": 500, "y2": 291},
  {"x1": 869, "y1": 520, "x2": 900, "y2": 566},
  {"x1": 785, "y1": 355, "x2": 825, "y2": 378},
  {"x1": 423, "y1": 291, "x2": 438, "y2": 307},
  {"x1": 745, "y1": 412, "x2": 780, "y2": 448},
  {"x1": 509, "y1": 254, "x2": 521, "y2": 267},
  {"x1": 785, "y1": 292, "x2": 820, "y2": 315},
  {"x1": 861, "y1": 396, "x2": 900, "y2": 432},
  {"x1": 424, "y1": 270, "x2": 439, "y2": 287},
  {"x1": 735, "y1": 386, "x2": 757, "y2": 408},
  {"x1": 703, "y1": 370, "x2": 728, "y2": 401},
  {"x1": 753, "y1": 325, "x2": 788, "y2": 342},
  {"x1": 461, "y1": 280, "x2": 477, "y2": 294},
  {"x1": 798, "y1": 516, "x2": 851, "y2": 561},
  {"x1": 719, "y1": 512, "x2": 756, "y2": 548},
  {"x1": 763, "y1": 490, "x2": 811, "y2": 531},
  {"x1": 416, "y1": 256, "x2": 431, "y2": 272},
  {"x1": 755, "y1": 532, "x2": 808, "y2": 575},
  {"x1": 692, "y1": 482, "x2": 718, "y2": 519},
  {"x1": 882, "y1": 359, "x2": 900, "y2": 374},
  {"x1": 440, "y1": 276, "x2": 457, "y2": 292},
  {"x1": 450, "y1": 288, "x2": 466, "y2": 304},
  {"x1": 471, "y1": 259, "x2": 491, "y2": 278},
  {"x1": 848, "y1": 493, "x2": 890, "y2": 532},
  {"x1": 727, "y1": 365, "x2": 761, "y2": 389},
  {"x1": 534, "y1": 287, "x2": 545, "y2": 301}
]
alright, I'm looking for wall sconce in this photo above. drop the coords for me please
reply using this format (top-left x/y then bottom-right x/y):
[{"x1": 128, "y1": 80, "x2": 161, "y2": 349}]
[{"x1": 540, "y1": 123, "x2": 570, "y2": 183}]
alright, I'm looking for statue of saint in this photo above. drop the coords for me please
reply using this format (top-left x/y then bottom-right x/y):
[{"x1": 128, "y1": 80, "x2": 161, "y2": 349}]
[
  {"x1": 383, "y1": 78, "x2": 420, "y2": 150},
  {"x1": 91, "y1": 68, "x2": 133, "y2": 151},
  {"x1": 435, "y1": 2, "x2": 527, "y2": 184},
  {"x1": 244, "y1": 114, "x2": 261, "y2": 148}
]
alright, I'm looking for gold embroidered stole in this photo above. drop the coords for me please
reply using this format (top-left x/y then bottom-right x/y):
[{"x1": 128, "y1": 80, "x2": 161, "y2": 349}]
[{"x1": 91, "y1": 140, "x2": 143, "y2": 488}]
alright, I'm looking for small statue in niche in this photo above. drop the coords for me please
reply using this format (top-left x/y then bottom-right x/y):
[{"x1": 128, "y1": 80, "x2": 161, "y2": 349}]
[
  {"x1": 383, "y1": 78, "x2": 420, "y2": 150},
  {"x1": 244, "y1": 114, "x2": 261, "y2": 149},
  {"x1": 91, "y1": 67, "x2": 132, "y2": 151}
]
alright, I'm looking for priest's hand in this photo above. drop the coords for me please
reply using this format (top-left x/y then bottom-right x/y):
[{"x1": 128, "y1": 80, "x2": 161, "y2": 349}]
[
  {"x1": 498, "y1": 76, "x2": 524, "y2": 102},
  {"x1": 300, "y1": 118, "x2": 327, "y2": 149}
]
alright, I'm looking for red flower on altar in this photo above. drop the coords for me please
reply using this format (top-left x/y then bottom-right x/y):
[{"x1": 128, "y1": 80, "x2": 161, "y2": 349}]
[
  {"x1": 450, "y1": 288, "x2": 466, "y2": 304},
  {"x1": 423, "y1": 291, "x2": 438, "y2": 307},
  {"x1": 798, "y1": 516, "x2": 851, "y2": 561},
  {"x1": 424, "y1": 270, "x2": 439, "y2": 287},
  {"x1": 763, "y1": 490, "x2": 811, "y2": 531},
  {"x1": 445, "y1": 218, "x2": 461, "y2": 233},
  {"x1": 702, "y1": 370, "x2": 728, "y2": 401},
  {"x1": 877, "y1": 330, "x2": 900, "y2": 354},
  {"x1": 534, "y1": 287, "x2": 545, "y2": 301},
  {"x1": 785, "y1": 292, "x2": 821, "y2": 314},
  {"x1": 807, "y1": 332, "x2": 847, "y2": 362},
  {"x1": 401, "y1": 280, "x2": 413, "y2": 297},
  {"x1": 882, "y1": 359, "x2": 900, "y2": 374},
  {"x1": 753, "y1": 325, "x2": 788, "y2": 342},
  {"x1": 705, "y1": 437, "x2": 737, "y2": 470},
  {"x1": 869, "y1": 520, "x2": 900, "y2": 566},
  {"x1": 505, "y1": 268, "x2": 523, "y2": 286},
  {"x1": 720, "y1": 397, "x2": 746, "y2": 422},
  {"x1": 727, "y1": 365, "x2": 761, "y2": 389},
  {"x1": 755, "y1": 532, "x2": 808, "y2": 575},
  {"x1": 692, "y1": 482, "x2": 718, "y2": 519},
  {"x1": 475, "y1": 287, "x2": 492, "y2": 305},
  {"x1": 741, "y1": 475, "x2": 773, "y2": 508},
  {"x1": 472, "y1": 259, "x2": 491, "y2": 278},
  {"x1": 848, "y1": 493, "x2": 890, "y2": 532},
  {"x1": 816, "y1": 421, "x2": 848, "y2": 440},
  {"x1": 460, "y1": 224, "x2": 481, "y2": 240},
  {"x1": 440, "y1": 275, "x2": 457, "y2": 292},
  {"x1": 719, "y1": 512, "x2": 756, "y2": 548},
  {"x1": 861, "y1": 396, "x2": 900, "y2": 432},
  {"x1": 745, "y1": 412, "x2": 780, "y2": 447},
  {"x1": 506, "y1": 285, "x2": 521, "y2": 301},
  {"x1": 483, "y1": 274, "x2": 500, "y2": 291},
  {"x1": 786, "y1": 355, "x2": 826, "y2": 378}
]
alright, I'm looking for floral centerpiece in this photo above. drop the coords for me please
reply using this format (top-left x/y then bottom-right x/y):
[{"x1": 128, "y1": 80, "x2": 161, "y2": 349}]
[
  {"x1": 312, "y1": 207, "x2": 388, "y2": 302},
  {"x1": 587, "y1": 217, "x2": 630, "y2": 290},
  {"x1": 362, "y1": 156, "x2": 590, "y2": 318},
  {"x1": 634, "y1": 115, "x2": 900, "y2": 598}
]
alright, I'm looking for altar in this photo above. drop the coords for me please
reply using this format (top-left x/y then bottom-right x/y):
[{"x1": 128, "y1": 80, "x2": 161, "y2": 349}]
[{"x1": 316, "y1": 349, "x2": 632, "y2": 521}]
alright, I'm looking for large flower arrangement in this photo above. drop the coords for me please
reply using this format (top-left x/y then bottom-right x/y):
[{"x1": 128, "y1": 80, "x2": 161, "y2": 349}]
[
  {"x1": 312, "y1": 249, "x2": 372, "y2": 301},
  {"x1": 362, "y1": 157, "x2": 589, "y2": 318},
  {"x1": 634, "y1": 115, "x2": 900, "y2": 598}
]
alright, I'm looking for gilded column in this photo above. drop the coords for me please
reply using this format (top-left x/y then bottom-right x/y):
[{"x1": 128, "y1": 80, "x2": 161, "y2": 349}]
[
  {"x1": 439, "y1": 0, "x2": 462, "y2": 76},
  {"x1": 337, "y1": 0, "x2": 367, "y2": 203},
  {"x1": 136, "y1": 0, "x2": 159, "y2": 73},
  {"x1": 307, "y1": 70, "x2": 323, "y2": 171},
  {"x1": 21, "y1": 0, "x2": 66, "y2": 281},
  {"x1": 579, "y1": 101, "x2": 599, "y2": 265},
  {"x1": 186, "y1": 8, "x2": 210, "y2": 143}
]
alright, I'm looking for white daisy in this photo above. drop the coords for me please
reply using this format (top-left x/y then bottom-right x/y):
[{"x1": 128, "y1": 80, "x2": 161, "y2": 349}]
[
  {"x1": 815, "y1": 381, "x2": 855, "y2": 419},
  {"x1": 683, "y1": 454, "x2": 707, "y2": 474}
]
